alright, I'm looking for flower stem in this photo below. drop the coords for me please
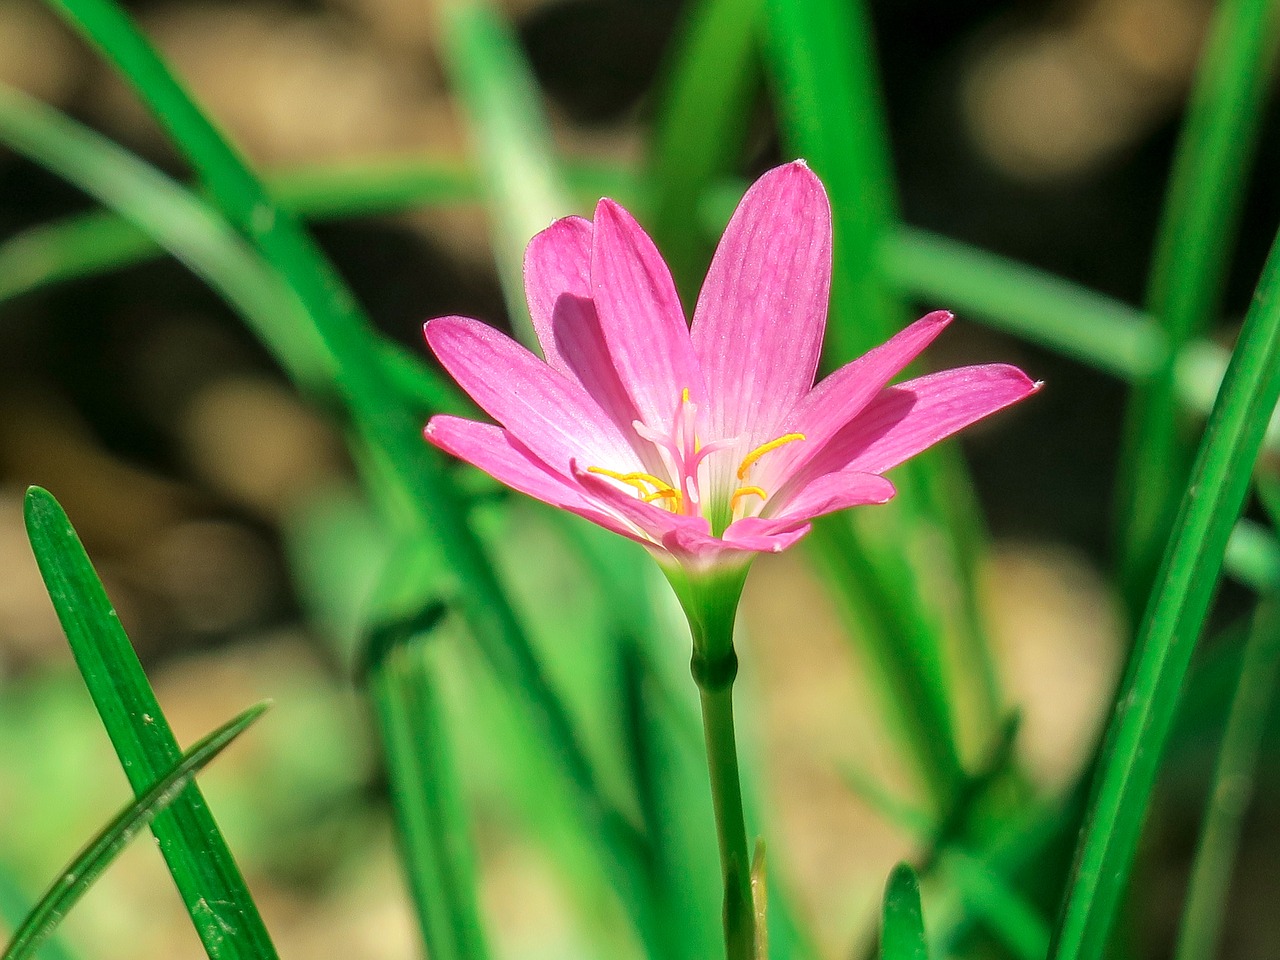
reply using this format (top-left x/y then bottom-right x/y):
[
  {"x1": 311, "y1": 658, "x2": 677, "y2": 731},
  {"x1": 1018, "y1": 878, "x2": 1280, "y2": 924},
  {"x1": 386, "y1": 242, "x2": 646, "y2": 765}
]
[
  {"x1": 663, "y1": 563, "x2": 756, "y2": 958},
  {"x1": 693, "y1": 643, "x2": 755, "y2": 960}
]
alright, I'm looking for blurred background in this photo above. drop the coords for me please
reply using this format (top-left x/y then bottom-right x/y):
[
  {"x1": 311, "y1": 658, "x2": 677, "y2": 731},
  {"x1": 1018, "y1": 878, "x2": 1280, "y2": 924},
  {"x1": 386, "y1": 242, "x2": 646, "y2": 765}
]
[{"x1": 1, "y1": 0, "x2": 1279, "y2": 957}]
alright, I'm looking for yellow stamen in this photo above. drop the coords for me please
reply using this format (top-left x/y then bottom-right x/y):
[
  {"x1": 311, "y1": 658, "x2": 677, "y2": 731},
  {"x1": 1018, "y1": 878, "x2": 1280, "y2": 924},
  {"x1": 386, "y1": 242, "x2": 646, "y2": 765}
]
[
  {"x1": 587, "y1": 466, "x2": 653, "y2": 496},
  {"x1": 737, "y1": 433, "x2": 806, "y2": 479},
  {"x1": 642, "y1": 488, "x2": 682, "y2": 505},
  {"x1": 682, "y1": 386, "x2": 691, "y2": 404},
  {"x1": 731, "y1": 486, "x2": 768, "y2": 510}
]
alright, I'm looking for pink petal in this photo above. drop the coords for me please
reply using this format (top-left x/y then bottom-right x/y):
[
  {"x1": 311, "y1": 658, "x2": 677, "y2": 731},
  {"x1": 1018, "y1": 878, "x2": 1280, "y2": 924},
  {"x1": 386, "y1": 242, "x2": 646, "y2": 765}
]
[
  {"x1": 591, "y1": 198, "x2": 705, "y2": 433},
  {"x1": 722, "y1": 517, "x2": 813, "y2": 554},
  {"x1": 425, "y1": 316, "x2": 639, "y2": 475},
  {"x1": 691, "y1": 161, "x2": 832, "y2": 448},
  {"x1": 791, "y1": 364, "x2": 1039, "y2": 485},
  {"x1": 658, "y1": 517, "x2": 811, "y2": 561},
  {"x1": 762, "y1": 311, "x2": 953, "y2": 488},
  {"x1": 766, "y1": 469, "x2": 896, "y2": 522},
  {"x1": 424, "y1": 416, "x2": 645, "y2": 543},
  {"x1": 572, "y1": 461, "x2": 712, "y2": 547},
  {"x1": 523, "y1": 218, "x2": 639, "y2": 436}
]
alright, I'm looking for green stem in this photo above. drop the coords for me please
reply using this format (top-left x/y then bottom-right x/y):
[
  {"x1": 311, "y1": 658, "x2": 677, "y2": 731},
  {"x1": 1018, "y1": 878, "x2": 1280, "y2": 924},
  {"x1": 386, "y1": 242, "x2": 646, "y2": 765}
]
[
  {"x1": 692, "y1": 643, "x2": 755, "y2": 960},
  {"x1": 663, "y1": 563, "x2": 756, "y2": 959}
]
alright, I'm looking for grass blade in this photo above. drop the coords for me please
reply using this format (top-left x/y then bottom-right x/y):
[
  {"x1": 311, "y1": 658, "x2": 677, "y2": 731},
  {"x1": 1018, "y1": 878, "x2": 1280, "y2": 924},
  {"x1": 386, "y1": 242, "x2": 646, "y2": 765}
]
[
  {"x1": 647, "y1": 0, "x2": 763, "y2": 297},
  {"x1": 434, "y1": 0, "x2": 569, "y2": 340},
  {"x1": 942, "y1": 852, "x2": 1049, "y2": 960},
  {"x1": 29, "y1": 5, "x2": 646, "y2": 946},
  {"x1": 881, "y1": 863, "x2": 929, "y2": 960},
  {"x1": 1172, "y1": 594, "x2": 1280, "y2": 960},
  {"x1": 0, "y1": 83, "x2": 329, "y2": 389},
  {"x1": 361, "y1": 593, "x2": 490, "y2": 960},
  {"x1": 1116, "y1": 0, "x2": 1280, "y2": 618},
  {"x1": 881, "y1": 226, "x2": 1164, "y2": 380},
  {"x1": 0, "y1": 159, "x2": 634, "y2": 307},
  {"x1": 1048, "y1": 226, "x2": 1280, "y2": 960},
  {"x1": 2, "y1": 704, "x2": 269, "y2": 960},
  {"x1": 23, "y1": 486, "x2": 278, "y2": 960}
]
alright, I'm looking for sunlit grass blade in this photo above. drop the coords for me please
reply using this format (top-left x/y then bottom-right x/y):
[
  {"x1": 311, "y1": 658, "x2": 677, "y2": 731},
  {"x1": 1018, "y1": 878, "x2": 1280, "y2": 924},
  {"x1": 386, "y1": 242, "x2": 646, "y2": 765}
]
[
  {"x1": 0, "y1": 159, "x2": 634, "y2": 308},
  {"x1": 1048, "y1": 227, "x2": 1280, "y2": 960},
  {"x1": 23, "y1": 486, "x2": 278, "y2": 960},
  {"x1": 1, "y1": 704, "x2": 269, "y2": 960},
  {"x1": 881, "y1": 863, "x2": 929, "y2": 960},
  {"x1": 647, "y1": 0, "x2": 763, "y2": 297},
  {"x1": 1172, "y1": 596, "x2": 1280, "y2": 960},
  {"x1": 0, "y1": 82, "x2": 330, "y2": 389},
  {"x1": 360, "y1": 590, "x2": 490, "y2": 960},
  {"x1": 881, "y1": 227, "x2": 1164, "y2": 380},
  {"x1": 434, "y1": 0, "x2": 569, "y2": 340},
  {"x1": 1116, "y1": 0, "x2": 1280, "y2": 620}
]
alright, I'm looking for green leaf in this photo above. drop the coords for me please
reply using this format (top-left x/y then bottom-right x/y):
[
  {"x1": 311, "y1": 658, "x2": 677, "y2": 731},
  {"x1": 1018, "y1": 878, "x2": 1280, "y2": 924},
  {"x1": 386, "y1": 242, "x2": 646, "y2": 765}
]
[
  {"x1": 1116, "y1": 0, "x2": 1280, "y2": 618},
  {"x1": 1173, "y1": 595, "x2": 1280, "y2": 960},
  {"x1": 647, "y1": 0, "x2": 763, "y2": 297},
  {"x1": 23, "y1": 486, "x2": 278, "y2": 960},
  {"x1": 941, "y1": 852, "x2": 1049, "y2": 960},
  {"x1": 1, "y1": 704, "x2": 269, "y2": 960},
  {"x1": 1048, "y1": 224, "x2": 1280, "y2": 960},
  {"x1": 881, "y1": 863, "x2": 929, "y2": 960}
]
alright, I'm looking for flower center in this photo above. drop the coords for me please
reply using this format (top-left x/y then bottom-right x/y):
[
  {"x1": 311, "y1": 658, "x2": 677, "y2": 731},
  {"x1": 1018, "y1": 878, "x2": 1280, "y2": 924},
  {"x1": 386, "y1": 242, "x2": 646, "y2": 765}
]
[{"x1": 587, "y1": 389, "x2": 805, "y2": 529}]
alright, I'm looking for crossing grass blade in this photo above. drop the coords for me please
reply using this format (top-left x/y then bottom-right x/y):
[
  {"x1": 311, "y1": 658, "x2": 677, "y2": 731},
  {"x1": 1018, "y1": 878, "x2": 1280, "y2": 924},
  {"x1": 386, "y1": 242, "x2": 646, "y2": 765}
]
[
  {"x1": 23, "y1": 486, "x2": 279, "y2": 960},
  {"x1": 881, "y1": 863, "x2": 929, "y2": 960},
  {"x1": 647, "y1": 0, "x2": 763, "y2": 297},
  {"x1": 1, "y1": 704, "x2": 269, "y2": 960},
  {"x1": 1048, "y1": 226, "x2": 1280, "y2": 960},
  {"x1": 1116, "y1": 0, "x2": 1280, "y2": 619}
]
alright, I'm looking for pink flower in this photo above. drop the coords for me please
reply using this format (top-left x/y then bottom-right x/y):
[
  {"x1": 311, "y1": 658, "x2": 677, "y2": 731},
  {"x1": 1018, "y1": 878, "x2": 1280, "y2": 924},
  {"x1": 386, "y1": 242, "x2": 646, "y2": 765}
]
[{"x1": 424, "y1": 161, "x2": 1037, "y2": 575}]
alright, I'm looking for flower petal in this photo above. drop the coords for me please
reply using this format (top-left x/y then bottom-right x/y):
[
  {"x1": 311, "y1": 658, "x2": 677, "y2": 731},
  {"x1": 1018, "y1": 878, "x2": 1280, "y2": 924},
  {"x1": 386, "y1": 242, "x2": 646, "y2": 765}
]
[
  {"x1": 722, "y1": 516, "x2": 813, "y2": 554},
  {"x1": 591, "y1": 198, "x2": 705, "y2": 432},
  {"x1": 424, "y1": 416, "x2": 645, "y2": 542},
  {"x1": 765, "y1": 311, "x2": 952, "y2": 488},
  {"x1": 767, "y1": 469, "x2": 896, "y2": 522},
  {"x1": 789, "y1": 364, "x2": 1039, "y2": 486},
  {"x1": 523, "y1": 217, "x2": 640, "y2": 436},
  {"x1": 425, "y1": 316, "x2": 638, "y2": 474},
  {"x1": 691, "y1": 161, "x2": 832, "y2": 447},
  {"x1": 572, "y1": 461, "x2": 712, "y2": 547}
]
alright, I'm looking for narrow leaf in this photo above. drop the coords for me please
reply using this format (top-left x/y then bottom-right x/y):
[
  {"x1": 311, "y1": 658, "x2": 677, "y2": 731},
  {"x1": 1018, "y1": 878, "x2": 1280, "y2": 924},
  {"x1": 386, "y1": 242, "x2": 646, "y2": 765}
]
[
  {"x1": 2, "y1": 704, "x2": 269, "y2": 960},
  {"x1": 881, "y1": 863, "x2": 929, "y2": 960},
  {"x1": 1048, "y1": 225, "x2": 1280, "y2": 960},
  {"x1": 24, "y1": 486, "x2": 278, "y2": 960}
]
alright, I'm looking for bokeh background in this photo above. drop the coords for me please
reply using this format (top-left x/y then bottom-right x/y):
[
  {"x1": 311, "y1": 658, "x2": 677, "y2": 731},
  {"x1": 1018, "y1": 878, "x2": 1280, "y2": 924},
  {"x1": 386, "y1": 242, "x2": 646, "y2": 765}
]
[{"x1": 2, "y1": 0, "x2": 1279, "y2": 957}]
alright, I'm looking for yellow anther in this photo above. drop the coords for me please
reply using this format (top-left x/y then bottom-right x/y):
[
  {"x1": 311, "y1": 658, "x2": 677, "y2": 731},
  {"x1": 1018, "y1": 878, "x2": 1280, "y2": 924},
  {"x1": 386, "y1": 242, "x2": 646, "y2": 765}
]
[
  {"x1": 731, "y1": 486, "x2": 768, "y2": 510},
  {"x1": 682, "y1": 387, "x2": 691, "y2": 404},
  {"x1": 642, "y1": 487, "x2": 681, "y2": 505},
  {"x1": 737, "y1": 433, "x2": 806, "y2": 480},
  {"x1": 587, "y1": 466, "x2": 651, "y2": 496}
]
